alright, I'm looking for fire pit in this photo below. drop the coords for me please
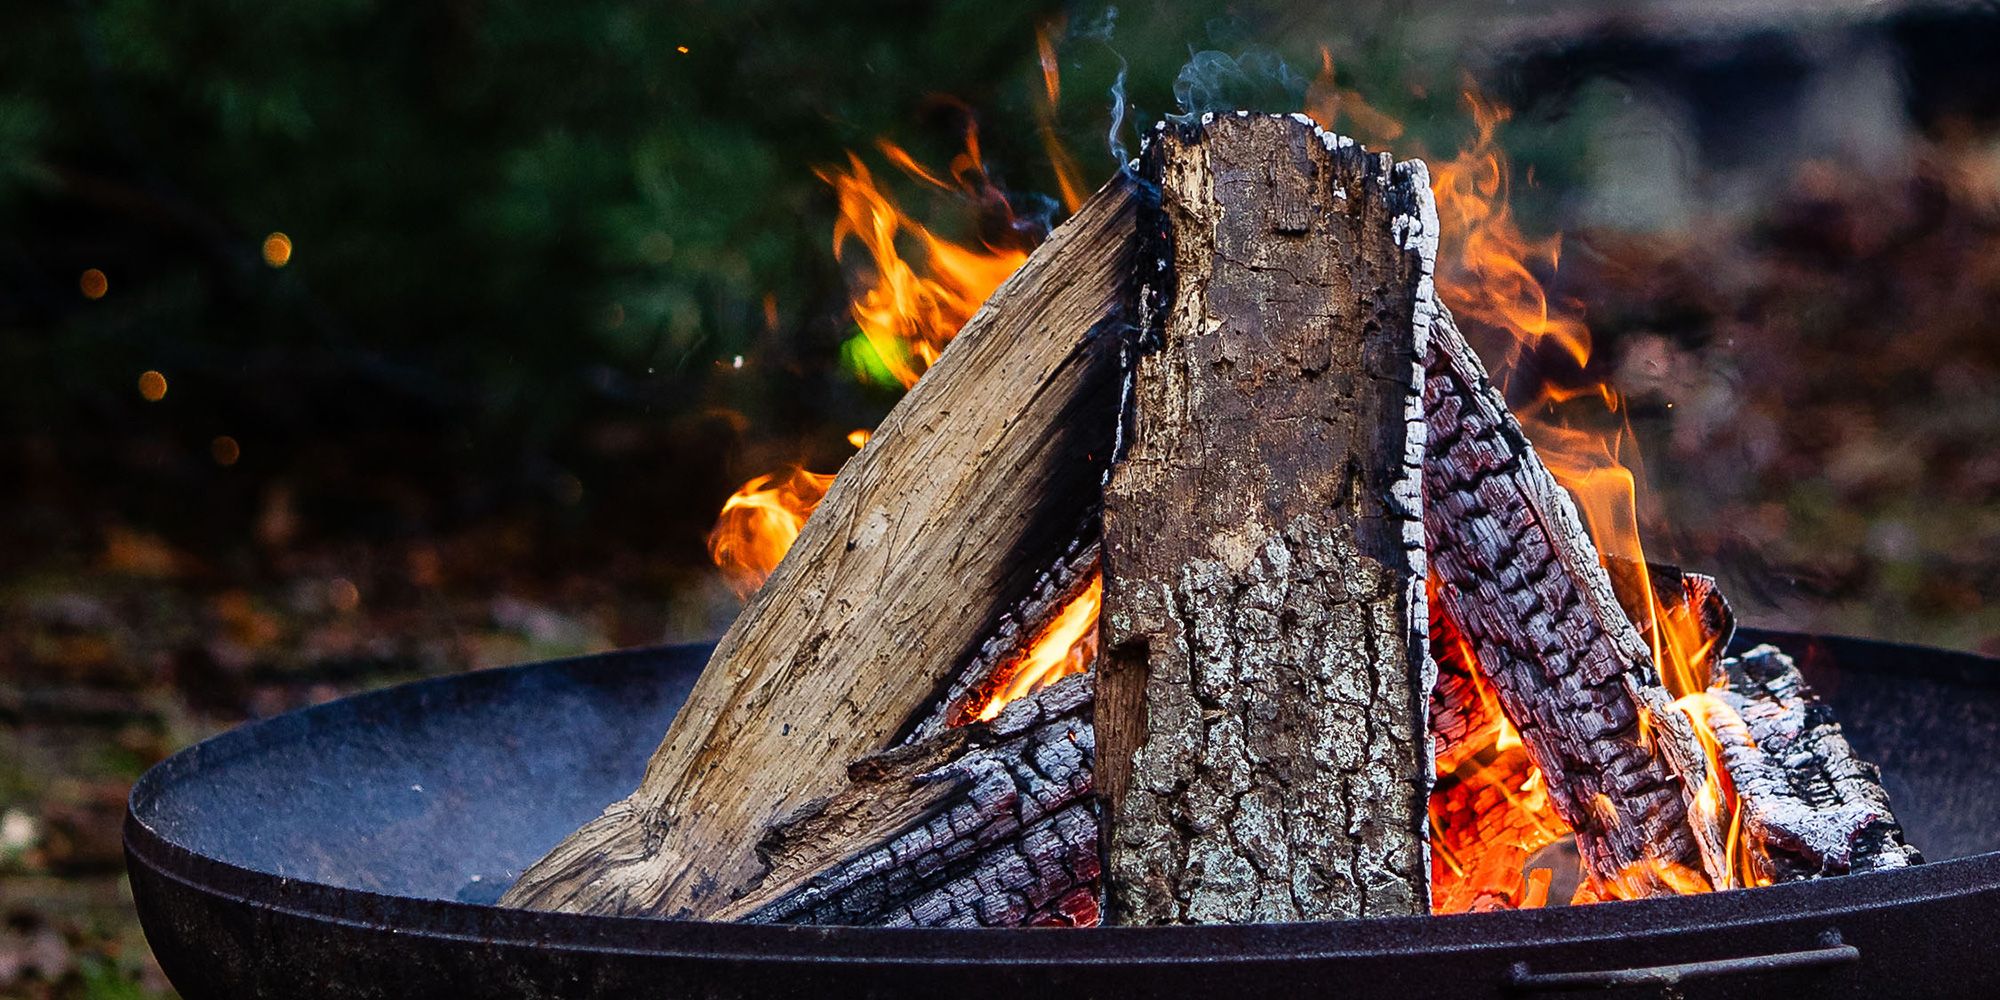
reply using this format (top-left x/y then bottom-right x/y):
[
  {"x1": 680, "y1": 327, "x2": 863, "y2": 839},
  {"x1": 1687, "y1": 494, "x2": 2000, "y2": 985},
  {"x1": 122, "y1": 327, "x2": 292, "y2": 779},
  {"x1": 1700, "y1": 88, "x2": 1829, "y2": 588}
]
[{"x1": 126, "y1": 629, "x2": 2000, "y2": 999}]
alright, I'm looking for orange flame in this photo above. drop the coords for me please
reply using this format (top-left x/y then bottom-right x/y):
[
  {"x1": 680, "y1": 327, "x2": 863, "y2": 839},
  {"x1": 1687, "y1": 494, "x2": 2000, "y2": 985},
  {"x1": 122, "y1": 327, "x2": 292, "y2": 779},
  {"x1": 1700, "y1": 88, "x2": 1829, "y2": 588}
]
[
  {"x1": 821, "y1": 127, "x2": 1031, "y2": 390},
  {"x1": 706, "y1": 468, "x2": 835, "y2": 598},
  {"x1": 1303, "y1": 47, "x2": 1406, "y2": 147},
  {"x1": 961, "y1": 571, "x2": 1102, "y2": 724},
  {"x1": 1429, "y1": 88, "x2": 1764, "y2": 906},
  {"x1": 1034, "y1": 19, "x2": 1089, "y2": 213}
]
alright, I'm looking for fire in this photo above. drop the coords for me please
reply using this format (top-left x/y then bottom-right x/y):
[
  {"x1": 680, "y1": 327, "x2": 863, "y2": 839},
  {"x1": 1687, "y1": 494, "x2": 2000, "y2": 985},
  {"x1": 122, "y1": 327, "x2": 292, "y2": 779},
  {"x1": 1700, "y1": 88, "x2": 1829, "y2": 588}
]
[
  {"x1": 1425, "y1": 89, "x2": 1770, "y2": 906},
  {"x1": 709, "y1": 125, "x2": 1038, "y2": 596},
  {"x1": 706, "y1": 468, "x2": 835, "y2": 599},
  {"x1": 1035, "y1": 19, "x2": 1089, "y2": 213},
  {"x1": 822, "y1": 127, "x2": 1032, "y2": 391},
  {"x1": 702, "y1": 42, "x2": 1769, "y2": 911},
  {"x1": 955, "y1": 570, "x2": 1102, "y2": 725}
]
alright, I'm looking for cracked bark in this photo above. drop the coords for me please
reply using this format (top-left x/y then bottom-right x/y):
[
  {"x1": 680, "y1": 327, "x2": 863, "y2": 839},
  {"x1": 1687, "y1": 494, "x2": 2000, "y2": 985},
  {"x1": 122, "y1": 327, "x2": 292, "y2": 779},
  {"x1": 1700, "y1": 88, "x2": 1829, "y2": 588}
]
[
  {"x1": 1097, "y1": 114, "x2": 1434, "y2": 924},
  {"x1": 501, "y1": 179, "x2": 1135, "y2": 919}
]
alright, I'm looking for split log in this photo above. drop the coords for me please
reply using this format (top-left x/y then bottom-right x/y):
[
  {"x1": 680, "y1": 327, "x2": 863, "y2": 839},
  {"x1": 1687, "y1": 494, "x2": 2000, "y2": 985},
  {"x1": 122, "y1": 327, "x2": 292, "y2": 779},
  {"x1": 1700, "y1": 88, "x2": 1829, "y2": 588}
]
[
  {"x1": 1706, "y1": 644, "x2": 1921, "y2": 883},
  {"x1": 502, "y1": 178, "x2": 1136, "y2": 918},
  {"x1": 1422, "y1": 301, "x2": 1724, "y2": 897},
  {"x1": 1096, "y1": 113, "x2": 1435, "y2": 924}
]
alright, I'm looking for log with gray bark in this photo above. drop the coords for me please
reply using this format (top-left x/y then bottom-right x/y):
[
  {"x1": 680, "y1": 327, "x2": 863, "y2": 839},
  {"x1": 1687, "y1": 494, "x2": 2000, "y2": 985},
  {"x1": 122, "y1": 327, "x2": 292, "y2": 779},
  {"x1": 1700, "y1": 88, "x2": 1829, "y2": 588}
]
[
  {"x1": 1094, "y1": 113, "x2": 1436, "y2": 924},
  {"x1": 501, "y1": 177, "x2": 1136, "y2": 919},
  {"x1": 1422, "y1": 301, "x2": 1728, "y2": 897}
]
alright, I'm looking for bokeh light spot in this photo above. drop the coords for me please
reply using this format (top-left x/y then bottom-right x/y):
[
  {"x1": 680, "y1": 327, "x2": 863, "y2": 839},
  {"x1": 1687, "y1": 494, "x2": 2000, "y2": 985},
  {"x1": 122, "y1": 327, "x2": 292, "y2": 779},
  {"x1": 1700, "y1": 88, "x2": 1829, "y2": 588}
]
[
  {"x1": 80, "y1": 269, "x2": 108, "y2": 299},
  {"x1": 329, "y1": 578, "x2": 361, "y2": 613},
  {"x1": 262, "y1": 233, "x2": 293, "y2": 268},
  {"x1": 137, "y1": 370, "x2": 168, "y2": 402},
  {"x1": 211, "y1": 435, "x2": 241, "y2": 466}
]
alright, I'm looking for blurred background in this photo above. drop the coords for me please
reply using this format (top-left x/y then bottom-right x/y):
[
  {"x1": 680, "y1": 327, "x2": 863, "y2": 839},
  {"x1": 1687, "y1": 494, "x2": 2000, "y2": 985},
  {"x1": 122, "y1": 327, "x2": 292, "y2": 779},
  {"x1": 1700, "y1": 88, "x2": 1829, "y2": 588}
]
[{"x1": 4, "y1": 0, "x2": 1999, "y2": 995}]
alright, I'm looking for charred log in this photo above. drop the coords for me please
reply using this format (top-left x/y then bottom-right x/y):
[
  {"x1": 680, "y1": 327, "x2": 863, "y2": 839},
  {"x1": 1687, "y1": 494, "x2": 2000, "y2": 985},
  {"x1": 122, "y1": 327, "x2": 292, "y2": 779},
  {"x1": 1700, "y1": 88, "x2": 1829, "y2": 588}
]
[
  {"x1": 1422, "y1": 301, "x2": 1724, "y2": 897},
  {"x1": 1708, "y1": 645, "x2": 1921, "y2": 883},
  {"x1": 722, "y1": 675, "x2": 1099, "y2": 927},
  {"x1": 1096, "y1": 114, "x2": 1435, "y2": 924}
]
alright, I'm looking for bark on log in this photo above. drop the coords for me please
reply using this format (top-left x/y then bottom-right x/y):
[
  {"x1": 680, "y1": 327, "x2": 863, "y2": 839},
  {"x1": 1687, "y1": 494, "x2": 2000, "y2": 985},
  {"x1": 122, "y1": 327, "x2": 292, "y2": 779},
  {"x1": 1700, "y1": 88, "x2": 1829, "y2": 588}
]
[
  {"x1": 1423, "y1": 302, "x2": 1724, "y2": 897},
  {"x1": 722, "y1": 674, "x2": 1099, "y2": 927},
  {"x1": 1096, "y1": 113, "x2": 1435, "y2": 924},
  {"x1": 1709, "y1": 644, "x2": 1921, "y2": 883},
  {"x1": 502, "y1": 179, "x2": 1136, "y2": 918}
]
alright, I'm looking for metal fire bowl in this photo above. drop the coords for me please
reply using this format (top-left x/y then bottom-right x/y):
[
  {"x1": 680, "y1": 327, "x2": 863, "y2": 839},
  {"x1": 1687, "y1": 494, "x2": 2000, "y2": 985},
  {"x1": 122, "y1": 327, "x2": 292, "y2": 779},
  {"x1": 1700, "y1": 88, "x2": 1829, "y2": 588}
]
[{"x1": 125, "y1": 631, "x2": 2000, "y2": 999}]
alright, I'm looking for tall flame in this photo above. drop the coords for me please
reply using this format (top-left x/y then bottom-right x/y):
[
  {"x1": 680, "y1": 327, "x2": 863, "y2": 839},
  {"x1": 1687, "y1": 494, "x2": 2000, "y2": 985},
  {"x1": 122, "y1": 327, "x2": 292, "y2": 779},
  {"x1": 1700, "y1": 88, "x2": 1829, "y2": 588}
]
[{"x1": 1426, "y1": 89, "x2": 1768, "y2": 903}]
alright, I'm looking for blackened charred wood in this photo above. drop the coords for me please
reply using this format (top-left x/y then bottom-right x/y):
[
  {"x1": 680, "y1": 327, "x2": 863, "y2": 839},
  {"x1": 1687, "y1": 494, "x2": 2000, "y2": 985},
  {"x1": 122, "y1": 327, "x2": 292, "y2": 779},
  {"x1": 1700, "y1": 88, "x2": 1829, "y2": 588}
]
[
  {"x1": 1603, "y1": 559, "x2": 1736, "y2": 690},
  {"x1": 1709, "y1": 645, "x2": 1920, "y2": 883},
  {"x1": 1097, "y1": 114, "x2": 1434, "y2": 924},
  {"x1": 1423, "y1": 302, "x2": 1724, "y2": 897},
  {"x1": 720, "y1": 674, "x2": 1098, "y2": 926}
]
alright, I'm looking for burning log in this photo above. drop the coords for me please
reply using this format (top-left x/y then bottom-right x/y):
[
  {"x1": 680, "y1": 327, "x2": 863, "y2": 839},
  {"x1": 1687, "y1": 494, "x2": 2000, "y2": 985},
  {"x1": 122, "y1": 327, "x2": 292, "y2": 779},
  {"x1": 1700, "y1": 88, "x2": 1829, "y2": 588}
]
[
  {"x1": 501, "y1": 178, "x2": 1136, "y2": 919},
  {"x1": 1707, "y1": 644, "x2": 1922, "y2": 883},
  {"x1": 1095, "y1": 113, "x2": 1435, "y2": 923},
  {"x1": 1422, "y1": 302, "x2": 1725, "y2": 897},
  {"x1": 1428, "y1": 604, "x2": 1572, "y2": 912},
  {"x1": 503, "y1": 106, "x2": 1920, "y2": 929},
  {"x1": 721, "y1": 674, "x2": 1099, "y2": 927}
]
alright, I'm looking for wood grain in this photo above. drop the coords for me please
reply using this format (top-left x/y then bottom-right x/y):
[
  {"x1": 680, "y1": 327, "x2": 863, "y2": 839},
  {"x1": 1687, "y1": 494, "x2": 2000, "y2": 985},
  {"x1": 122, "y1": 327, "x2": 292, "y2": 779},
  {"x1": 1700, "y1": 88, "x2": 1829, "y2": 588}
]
[{"x1": 502, "y1": 178, "x2": 1135, "y2": 918}]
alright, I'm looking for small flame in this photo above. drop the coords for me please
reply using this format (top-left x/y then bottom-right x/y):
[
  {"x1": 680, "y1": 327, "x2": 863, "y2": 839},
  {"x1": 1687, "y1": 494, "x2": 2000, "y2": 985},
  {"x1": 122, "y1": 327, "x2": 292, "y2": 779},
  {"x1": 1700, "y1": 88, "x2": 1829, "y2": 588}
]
[
  {"x1": 1303, "y1": 47, "x2": 1406, "y2": 146},
  {"x1": 1034, "y1": 19, "x2": 1089, "y2": 214},
  {"x1": 706, "y1": 468, "x2": 836, "y2": 598},
  {"x1": 957, "y1": 571, "x2": 1102, "y2": 725}
]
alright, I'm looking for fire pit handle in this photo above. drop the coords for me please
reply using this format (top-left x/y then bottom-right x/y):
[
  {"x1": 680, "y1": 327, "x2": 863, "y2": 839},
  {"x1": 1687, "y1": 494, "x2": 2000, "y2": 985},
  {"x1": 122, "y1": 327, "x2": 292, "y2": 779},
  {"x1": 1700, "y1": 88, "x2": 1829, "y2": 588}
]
[{"x1": 1505, "y1": 929, "x2": 1858, "y2": 993}]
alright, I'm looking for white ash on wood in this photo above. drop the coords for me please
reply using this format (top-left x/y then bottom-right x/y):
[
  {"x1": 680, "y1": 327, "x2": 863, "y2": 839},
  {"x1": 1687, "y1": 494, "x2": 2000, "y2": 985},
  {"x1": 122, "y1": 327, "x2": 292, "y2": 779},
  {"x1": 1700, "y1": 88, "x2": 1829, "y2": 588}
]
[{"x1": 1709, "y1": 644, "x2": 1921, "y2": 883}]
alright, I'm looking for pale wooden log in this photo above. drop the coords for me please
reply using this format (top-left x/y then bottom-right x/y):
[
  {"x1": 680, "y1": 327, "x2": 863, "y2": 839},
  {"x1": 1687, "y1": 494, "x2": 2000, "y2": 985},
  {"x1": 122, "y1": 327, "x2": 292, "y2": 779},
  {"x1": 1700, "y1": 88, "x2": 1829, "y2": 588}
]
[
  {"x1": 1422, "y1": 300, "x2": 1725, "y2": 897},
  {"x1": 1709, "y1": 644, "x2": 1920, "y2": 883},
  {"x1": 502, "y1": 179, "x2": 1135, "y2": 918},
  {"x1": 722, "y1": 674, "x2": 1098, "y2": 926},
  {"x1": 1096, "y1": 113, "x2": 1434, "y2": 925}
]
